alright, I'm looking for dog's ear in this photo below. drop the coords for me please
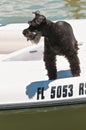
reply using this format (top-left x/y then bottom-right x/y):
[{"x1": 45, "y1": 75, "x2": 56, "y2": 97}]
[
  {"x1": 33, "y1": 11, "x2": 46, "y2": 25},
  {"x1": 33, "y1": 10, "x2": 40, "y2": 16},
  {"x1": 36, "y1": 15, "x2": 46, "y2": 25},
  {"x1": 28, "y1": 11, "x2": 40, "y2": 25}
]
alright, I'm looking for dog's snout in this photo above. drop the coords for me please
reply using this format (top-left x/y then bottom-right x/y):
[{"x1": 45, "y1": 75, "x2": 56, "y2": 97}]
[
  {"x1": 23, "y1": 29, "x2": 27, "y2": 36},
  {"x1": 23, "y1": 29, "x2": 30, "y2": 36}
]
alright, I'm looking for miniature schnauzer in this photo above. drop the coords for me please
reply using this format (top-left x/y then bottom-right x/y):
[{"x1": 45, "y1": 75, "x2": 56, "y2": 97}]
[{"x1": 23, "y1": 11, "x2": 80, "y2": 80}]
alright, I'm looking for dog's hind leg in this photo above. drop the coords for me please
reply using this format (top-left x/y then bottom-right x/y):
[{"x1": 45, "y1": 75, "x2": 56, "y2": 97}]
[
  {"x1": 65, "y1": 50, "x2": 81, "y2": 77},
  {"x1": 44, "y1": 38, "x2": 57, "y2": 80}
]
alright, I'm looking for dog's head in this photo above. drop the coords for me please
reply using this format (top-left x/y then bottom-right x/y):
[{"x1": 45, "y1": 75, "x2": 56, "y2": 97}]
[{"x1": 23, "y1": 11, "x2": 46, "y2": 44}]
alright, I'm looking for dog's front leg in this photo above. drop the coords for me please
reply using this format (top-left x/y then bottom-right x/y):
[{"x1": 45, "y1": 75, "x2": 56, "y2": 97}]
[{"x1": 44, "y1": 38, "x2": 57, "y2": 80}]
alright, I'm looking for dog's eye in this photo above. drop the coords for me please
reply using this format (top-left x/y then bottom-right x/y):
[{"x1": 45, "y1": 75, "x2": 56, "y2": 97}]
[{"x1": 33, "y1": 32, "x2": 36, "y2": 35}]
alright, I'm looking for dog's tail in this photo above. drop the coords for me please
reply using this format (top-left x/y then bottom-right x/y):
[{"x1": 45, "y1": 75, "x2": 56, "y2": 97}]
[{"x1": 74, "y1": 40, "x2": 79, "y2": 51}]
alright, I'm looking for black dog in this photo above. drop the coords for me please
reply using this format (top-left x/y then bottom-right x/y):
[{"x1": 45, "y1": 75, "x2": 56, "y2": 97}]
[{"x1": 23, "y1": 11, "x2": 81, "y2": 80}]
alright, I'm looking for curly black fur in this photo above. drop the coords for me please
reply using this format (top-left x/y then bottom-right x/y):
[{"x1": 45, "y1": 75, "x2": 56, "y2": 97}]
[{"x1": 23, "y1": 11, "x2": 81, "y2": 80}]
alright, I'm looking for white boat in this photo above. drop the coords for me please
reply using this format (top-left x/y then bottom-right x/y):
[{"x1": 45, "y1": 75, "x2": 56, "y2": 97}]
[{"x1": 0, "y1": 19, "x2": 86, "y2": 110}]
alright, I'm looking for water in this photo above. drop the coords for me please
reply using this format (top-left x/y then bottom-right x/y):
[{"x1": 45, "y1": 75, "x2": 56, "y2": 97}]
[
  {"x1": 0, "y1": 0, "x2": 86, "y2": 26},
  {"x1": 0, "y1": 105, "x2": 86, "y2": 130}
]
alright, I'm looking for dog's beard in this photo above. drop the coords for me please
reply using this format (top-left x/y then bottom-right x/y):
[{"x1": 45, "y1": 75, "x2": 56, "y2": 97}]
[{"x1": 30, "y1": 31, "x2": 42, "y2": 44}]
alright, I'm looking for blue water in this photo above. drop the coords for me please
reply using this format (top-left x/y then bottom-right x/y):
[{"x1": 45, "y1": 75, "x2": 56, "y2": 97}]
[{"x1": 0, "y1": 0, "x2": 86, "y2": 26}]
